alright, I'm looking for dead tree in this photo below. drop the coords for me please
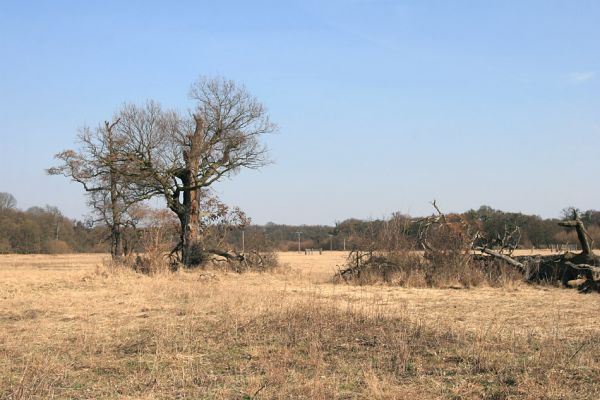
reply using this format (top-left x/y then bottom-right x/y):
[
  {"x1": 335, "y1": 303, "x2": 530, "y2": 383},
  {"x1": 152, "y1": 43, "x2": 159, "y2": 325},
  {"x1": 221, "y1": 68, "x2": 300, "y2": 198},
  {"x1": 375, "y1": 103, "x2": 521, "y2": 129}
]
[
  {"x1": 419, "y1": 203, "x2": 599, "y2": 291},
  {"x1": 335, "y1": 201, "x2": 481, "y2": 286},
  {"x1": 558, "y1": 210, "x2": 594, "y2": 259},
  {"x1": 476, "y1": 209, "x2": 599, "y2": 292}
]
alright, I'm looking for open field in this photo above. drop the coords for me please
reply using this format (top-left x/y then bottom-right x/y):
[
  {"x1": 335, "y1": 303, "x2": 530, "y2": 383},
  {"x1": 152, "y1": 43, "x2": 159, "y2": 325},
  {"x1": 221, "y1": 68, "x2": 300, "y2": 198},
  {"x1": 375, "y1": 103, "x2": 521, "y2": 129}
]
[{"x1": 1, "y1": 253, "x2": 599, "y2": 399}]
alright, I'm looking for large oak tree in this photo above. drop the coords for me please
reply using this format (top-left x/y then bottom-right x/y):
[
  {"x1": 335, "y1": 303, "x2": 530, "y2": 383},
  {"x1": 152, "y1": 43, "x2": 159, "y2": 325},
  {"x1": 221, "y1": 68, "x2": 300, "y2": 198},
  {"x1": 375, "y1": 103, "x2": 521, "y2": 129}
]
[{"x1": 118, "y1": 77, "x2": 276, "y2": 266}]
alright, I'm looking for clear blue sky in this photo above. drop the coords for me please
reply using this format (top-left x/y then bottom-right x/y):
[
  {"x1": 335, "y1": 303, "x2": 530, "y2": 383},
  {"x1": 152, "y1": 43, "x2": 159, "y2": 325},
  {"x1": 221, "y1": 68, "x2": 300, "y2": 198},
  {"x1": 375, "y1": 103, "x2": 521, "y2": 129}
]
[{"x1": 1, "y1": 0, "x2": 598, "y2": 225}]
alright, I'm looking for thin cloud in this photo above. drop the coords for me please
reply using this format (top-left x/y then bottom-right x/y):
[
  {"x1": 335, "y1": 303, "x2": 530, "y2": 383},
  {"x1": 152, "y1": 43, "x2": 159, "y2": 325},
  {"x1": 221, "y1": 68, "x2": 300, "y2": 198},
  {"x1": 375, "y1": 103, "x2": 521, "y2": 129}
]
[{"x1": 568, "y1": 71, "x2": 595, "y2": 84}]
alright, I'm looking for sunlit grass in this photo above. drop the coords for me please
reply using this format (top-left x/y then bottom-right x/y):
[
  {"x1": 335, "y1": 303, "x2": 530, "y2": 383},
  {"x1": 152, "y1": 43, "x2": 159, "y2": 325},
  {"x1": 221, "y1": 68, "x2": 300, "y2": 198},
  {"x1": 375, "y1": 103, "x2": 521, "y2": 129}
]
[{"x1": 0, "y1": 253, "x2": 598, "y2": 399}]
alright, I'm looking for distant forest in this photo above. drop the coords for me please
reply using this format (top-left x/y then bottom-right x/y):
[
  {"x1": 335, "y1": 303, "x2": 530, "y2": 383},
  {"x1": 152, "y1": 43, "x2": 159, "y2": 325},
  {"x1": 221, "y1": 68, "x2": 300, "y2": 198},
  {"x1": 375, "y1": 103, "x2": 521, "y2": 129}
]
[{"x1": 1, "y1": 192, "x2": 599, "y2": 254}]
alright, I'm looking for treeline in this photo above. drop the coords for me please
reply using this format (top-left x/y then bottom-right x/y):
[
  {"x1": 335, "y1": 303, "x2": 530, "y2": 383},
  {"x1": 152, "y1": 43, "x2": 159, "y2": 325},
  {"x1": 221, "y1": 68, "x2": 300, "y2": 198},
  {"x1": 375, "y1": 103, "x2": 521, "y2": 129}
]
[
  {"x1": 233, "y1": 206, "x2": 600, "y2": 252},
  {"x1": 1, "y1": 191, "x2": 599, "y2": 254},
  {"x1": 0, "y1": 206, "x2": 106, "y2": 254}
]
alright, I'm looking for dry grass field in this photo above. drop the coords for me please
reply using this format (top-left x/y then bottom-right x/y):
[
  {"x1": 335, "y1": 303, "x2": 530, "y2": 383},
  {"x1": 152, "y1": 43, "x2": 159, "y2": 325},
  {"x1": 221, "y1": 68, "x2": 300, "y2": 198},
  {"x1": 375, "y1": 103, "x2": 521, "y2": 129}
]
[{"x1": 1, "y1": 252, "x2": 599, "y2": 399}]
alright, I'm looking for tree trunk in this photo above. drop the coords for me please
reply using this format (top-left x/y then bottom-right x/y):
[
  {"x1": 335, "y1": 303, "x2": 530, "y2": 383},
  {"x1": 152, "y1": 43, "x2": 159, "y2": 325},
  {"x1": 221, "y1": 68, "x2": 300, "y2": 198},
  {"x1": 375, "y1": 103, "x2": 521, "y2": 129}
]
[
  {"x1": 180, "y1": 184, "x2": 200, "y2": 266},
  {"x1": 178, "y1": 115, "x2": 204, "y2": 267},
  {"x1": 111, "y1": 225, "x2": 122, "y2": 259},
  {"x1": 558, "y1": 218, "x2": 593, "y2": 256},
  {"x1": 110, "y1": 170, "x2": 122, "y2": 259},
  {"x1": 107, "y1": 122, "x2": 123, "y2": 259}
]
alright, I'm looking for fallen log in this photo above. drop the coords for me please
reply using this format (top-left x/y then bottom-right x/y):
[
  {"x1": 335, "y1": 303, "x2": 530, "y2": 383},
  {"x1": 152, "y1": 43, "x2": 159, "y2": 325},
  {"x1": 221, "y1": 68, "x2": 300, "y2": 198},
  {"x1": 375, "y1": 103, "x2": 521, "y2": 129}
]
[
  {"x1": 563, "y1": 261, "x2": 600, "y2": 274},
  {"x1": 205, "y1": 248, "x2": 244, "y2": 262},
  {"x1": 473, "y1": 246, "x2": 525, "y2": 271}
]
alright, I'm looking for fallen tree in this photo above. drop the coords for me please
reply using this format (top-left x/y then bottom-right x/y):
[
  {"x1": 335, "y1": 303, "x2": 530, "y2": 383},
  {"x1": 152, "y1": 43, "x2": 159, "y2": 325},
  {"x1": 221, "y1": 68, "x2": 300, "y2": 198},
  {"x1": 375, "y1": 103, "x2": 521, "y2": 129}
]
[
  {"x1": 334, "y1": 202, "x2": 508, "y2": 288},
  {"x1": 335, "y1": 203, "x2": 599, "y2": 292},
  {"x1": 204, "y1": 249, "x2": 278, "y2": 273},
  {"x1": 469, "y1": 209, "x2": 599, "y2": 292},
  {"x1": 473, "y1": 246, "x2": 525, "y2": 271}
]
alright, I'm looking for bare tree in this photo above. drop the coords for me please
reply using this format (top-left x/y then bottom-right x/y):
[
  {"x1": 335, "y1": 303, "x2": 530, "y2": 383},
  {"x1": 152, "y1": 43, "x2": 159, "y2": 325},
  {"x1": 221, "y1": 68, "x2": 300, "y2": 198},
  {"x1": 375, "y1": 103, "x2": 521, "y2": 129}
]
[
  {"x1": 47, "y1": 119, "x2": 142, "y2": 258},
  {"x1": 0, "y1": 192, "x2": 17, "y2": 211},
  {"x1": 119, "y1": 77, "x2": 276, "y2": 266}
]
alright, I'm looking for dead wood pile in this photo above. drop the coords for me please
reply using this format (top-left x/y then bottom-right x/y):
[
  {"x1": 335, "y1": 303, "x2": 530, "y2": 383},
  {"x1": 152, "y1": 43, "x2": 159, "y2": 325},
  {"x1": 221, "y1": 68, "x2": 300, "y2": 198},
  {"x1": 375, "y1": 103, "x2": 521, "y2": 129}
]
[
  {"x1": 335, "y1": 203, "x2": 599, "y2": 293},
  {"x1": 204, "y1": 248, "x2": 278, "y2": 273},
  {"x1": 478, "y1": 210, "x2": 599, "y2": 292}
]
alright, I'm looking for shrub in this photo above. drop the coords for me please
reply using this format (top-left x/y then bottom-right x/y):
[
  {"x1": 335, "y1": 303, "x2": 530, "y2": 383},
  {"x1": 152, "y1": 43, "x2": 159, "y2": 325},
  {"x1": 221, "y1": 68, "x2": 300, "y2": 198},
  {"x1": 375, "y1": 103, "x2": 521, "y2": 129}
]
[
  {"x1": 0, "y1": 238, "x2": 11, "y2": 254},
  {"x1": 45, "y1": 240, "x2": 72, "y2": 254}
]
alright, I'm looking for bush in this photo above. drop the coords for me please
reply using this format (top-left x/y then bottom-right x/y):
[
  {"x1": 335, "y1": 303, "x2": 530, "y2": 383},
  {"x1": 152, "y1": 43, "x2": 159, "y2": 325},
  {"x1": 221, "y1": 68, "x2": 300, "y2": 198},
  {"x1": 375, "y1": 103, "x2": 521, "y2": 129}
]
[
  {"x1": 45, "y1": 240, "x2": 72, "y2": 254},
  {"x1": 0, "y1": 238, "x2": 11, "y2": 253},
  {"x1": 239, "y1": 250, "x2": 279, "y2": 272},
  {"x1": 131, "y1": 253, "x2": 171, "y2": 275}
]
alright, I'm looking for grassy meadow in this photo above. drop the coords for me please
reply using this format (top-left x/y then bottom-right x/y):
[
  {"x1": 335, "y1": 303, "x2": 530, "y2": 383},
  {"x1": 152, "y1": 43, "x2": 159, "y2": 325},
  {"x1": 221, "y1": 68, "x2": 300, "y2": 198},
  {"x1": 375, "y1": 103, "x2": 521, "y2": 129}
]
[{"x1": 0, "y1": 252, "x2": 599, "y2": 399}]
